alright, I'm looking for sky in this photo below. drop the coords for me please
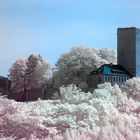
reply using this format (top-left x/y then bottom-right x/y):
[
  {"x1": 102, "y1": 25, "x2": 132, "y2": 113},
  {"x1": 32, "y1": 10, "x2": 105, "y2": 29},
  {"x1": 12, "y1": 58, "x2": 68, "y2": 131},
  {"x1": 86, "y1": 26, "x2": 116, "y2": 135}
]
[{"x1": 0, "y1": 0, "x2": 140, "y2": 76}]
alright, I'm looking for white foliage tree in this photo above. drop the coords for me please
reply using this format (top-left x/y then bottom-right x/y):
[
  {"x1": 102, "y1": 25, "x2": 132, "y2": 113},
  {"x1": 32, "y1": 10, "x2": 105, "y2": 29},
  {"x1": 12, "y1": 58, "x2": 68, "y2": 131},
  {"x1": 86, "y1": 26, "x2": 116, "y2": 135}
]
[
  {"x1": 98, "y1": 48, "x2": 117, "y2": 64},
  {"x1": 59, "y1": 84, "x2": 92, "y2": 104},
  {"x1": 54, "y1": 46, "x2": 117, "y2": 88},
  {"x1": 8, "y1": 59, "x2": 27, "y2": 92},
  {"x1": 9, "y1": 55, "x2": 52, "y2": 94},
  {"x1": 1, "y1": 83, "x2": 140, "y2": 139},
  {"x1": 23, "y1": 54, "x2": 39, "y2": 92},
  {"x1": 33, "y1": 60, "x2": 52, "y2": 88},
  {"x1": 121, "y1": 77, "x2": 140, "y2": 101}
]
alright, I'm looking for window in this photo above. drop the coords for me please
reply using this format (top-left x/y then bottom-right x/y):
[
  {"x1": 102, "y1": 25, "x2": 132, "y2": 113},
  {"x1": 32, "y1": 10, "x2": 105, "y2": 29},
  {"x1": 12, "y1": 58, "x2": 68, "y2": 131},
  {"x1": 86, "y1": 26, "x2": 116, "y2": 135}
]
[
  {"x1": 125, "y1": 77, "x2": 129, "y2": 81},
  {"x1": 116, "y1": 77, "x2": 118, "y2": 82},
  {"x1": 98, "y1": 77, "x2": 101, "y2": 82},
  {"x1": 124, "y1": 77, "x2": 126, "y2": 82},
  {"x1": 113, "y1": 77, "x2": 115, "y2": 82},
  {"x1": 104, "y1": 75, "x2": 108, "y2": 82},
  {"x1": 119, "y1": 77, "x2": 121, "y2": 82},
  {"x1": 108, "y1": 76, "x2": 110, "y2": 82}
]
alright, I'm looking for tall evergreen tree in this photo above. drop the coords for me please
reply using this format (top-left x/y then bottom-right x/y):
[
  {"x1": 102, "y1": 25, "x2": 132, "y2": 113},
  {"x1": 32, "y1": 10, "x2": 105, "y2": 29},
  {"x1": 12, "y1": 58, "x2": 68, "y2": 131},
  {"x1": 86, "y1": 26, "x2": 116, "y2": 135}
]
[
  {"x1": 23, "y1": 54, "x2": 38, "y2": 92},
  {"x1": 9, "y1": 54, "x2": 52, "y2": 101}
]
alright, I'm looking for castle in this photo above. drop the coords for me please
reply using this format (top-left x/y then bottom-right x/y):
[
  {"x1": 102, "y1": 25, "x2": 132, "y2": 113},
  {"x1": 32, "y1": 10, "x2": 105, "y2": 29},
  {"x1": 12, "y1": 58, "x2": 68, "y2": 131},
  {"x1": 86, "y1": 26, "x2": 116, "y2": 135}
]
[
  {"x1": 1, "y1": 27, "x2": 140, "y2": 99},
  {"x1": 88, "y1": 27, "x2": 140, "y2": 88}
]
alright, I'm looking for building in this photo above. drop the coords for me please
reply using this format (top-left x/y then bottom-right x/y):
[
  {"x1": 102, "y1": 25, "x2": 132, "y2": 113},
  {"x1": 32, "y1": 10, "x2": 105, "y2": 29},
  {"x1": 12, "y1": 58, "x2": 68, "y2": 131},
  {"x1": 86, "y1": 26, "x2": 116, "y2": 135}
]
[
  {"x1": 0, "y1": 76, "x2": 11, "y2": 95},
  {"x1": 87, "y1": 64, "x2": 132, "y2": 89},
  {"x1": 117, "y1": 27, "x2": 140, "y2": 76},
  {"x1": 88, "y1": 27, "x2": 139, "y2": 89}
]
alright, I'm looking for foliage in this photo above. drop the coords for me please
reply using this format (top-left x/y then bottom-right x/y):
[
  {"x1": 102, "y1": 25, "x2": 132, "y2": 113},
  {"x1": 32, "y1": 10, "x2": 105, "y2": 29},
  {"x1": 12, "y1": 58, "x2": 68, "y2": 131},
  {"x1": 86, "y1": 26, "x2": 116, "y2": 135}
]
[
  {"x1": 121, "y1": 77, "x2": 140, "y2": 101},
  {"x1": 8, "y1": 59, "x2": 27, "y2": 92},
  {"x1": 24, "y1": 54, "x2": 39, "y2": 91},
  {"x1": 54, "y1": 46, "x2": 116, "y2": 88},
  {"x1": 1, "y1": 82, "x2": 140, "y2": 139},
  {"x1": 8, "y1": 54, "x2": 52, "y2": 93}
]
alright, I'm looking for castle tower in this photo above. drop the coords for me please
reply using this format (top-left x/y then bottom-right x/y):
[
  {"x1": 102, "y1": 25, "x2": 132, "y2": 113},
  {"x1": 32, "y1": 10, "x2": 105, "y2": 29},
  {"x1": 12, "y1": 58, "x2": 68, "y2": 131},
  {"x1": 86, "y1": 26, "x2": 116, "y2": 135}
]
[{"x1": 117, "y1": 27, "x2": 140, "y2": 77}]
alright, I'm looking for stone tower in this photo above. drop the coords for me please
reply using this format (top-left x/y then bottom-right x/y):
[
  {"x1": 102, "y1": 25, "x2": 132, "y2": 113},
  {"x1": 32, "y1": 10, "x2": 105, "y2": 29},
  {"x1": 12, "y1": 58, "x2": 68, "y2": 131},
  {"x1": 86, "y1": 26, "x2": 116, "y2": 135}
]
[{"x1": 117, "y1": 27, "x2": 140, "y2": 77}]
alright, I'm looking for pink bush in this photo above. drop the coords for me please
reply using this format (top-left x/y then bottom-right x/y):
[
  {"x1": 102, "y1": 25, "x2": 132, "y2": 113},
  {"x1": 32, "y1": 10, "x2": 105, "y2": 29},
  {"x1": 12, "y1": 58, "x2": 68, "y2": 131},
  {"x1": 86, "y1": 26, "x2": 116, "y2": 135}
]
[
  {"x1": 0, "y1": 83, "x2": 140, "y2": 139},
  {"x1": 121, "y1": 77, "x2": 140, "y2": 101}
]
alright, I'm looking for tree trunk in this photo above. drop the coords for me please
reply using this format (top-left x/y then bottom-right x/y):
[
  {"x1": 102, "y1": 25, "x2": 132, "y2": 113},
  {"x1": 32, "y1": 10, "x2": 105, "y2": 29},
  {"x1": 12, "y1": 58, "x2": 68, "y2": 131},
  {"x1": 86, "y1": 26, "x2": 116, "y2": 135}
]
[{"x1": 22, "y1": 87, "x2": 27, "y2": 101}]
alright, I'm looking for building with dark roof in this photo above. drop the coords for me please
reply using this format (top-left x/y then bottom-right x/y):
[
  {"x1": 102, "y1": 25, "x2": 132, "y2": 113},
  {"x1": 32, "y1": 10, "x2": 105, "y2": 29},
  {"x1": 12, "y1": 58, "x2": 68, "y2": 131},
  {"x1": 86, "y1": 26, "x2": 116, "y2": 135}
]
[
  {"x1": 0, "y1": 76, "x2": 11, "y2": 95},
  {"x1": 88, "y1": 27, "x2": 140, "y2": 89},
  {"x1": 87, "y1": 64, "x2": 132, "y2": 89}
]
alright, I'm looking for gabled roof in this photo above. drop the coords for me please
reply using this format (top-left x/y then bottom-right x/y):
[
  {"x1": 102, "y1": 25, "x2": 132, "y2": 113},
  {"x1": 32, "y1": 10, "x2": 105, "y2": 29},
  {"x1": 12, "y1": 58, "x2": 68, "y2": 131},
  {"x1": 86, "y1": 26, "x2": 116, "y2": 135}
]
[{"x1": 90, "y1": 64, "x2": 132, "y2": 77}]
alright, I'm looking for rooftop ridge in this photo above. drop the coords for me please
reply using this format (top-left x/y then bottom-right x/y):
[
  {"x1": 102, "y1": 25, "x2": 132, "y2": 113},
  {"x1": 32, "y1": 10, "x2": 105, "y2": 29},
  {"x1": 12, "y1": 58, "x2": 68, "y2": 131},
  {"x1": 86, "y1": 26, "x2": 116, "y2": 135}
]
[{"x1": 117, "y1": 27, "x2": 140, "y2": 30}]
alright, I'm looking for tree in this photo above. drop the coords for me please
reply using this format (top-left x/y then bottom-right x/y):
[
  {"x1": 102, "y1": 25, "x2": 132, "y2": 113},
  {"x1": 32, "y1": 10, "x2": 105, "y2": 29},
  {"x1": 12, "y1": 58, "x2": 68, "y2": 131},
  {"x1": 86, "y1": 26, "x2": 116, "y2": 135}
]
[
  {"x1": 9, "y1": 55, "x2": 52, "y2": 95},
  {"x1": 1, "y1": 83, "x2": 140, "y2": 139},
  {"x1": 98, "y1": 48, "x2": 117, "y2": 64},
  {"x1": 121, "y1": 77, "x2": 140, "y2": 101},
  {"x1": 54, "y1": 46, "x2": 117, "y2": 88},
  {"x1": 23, "y1": 54, "x2": 39, "y2": 93},
  {"x1": 8, "y1": 59, "x2": 27, "y2": 92}
]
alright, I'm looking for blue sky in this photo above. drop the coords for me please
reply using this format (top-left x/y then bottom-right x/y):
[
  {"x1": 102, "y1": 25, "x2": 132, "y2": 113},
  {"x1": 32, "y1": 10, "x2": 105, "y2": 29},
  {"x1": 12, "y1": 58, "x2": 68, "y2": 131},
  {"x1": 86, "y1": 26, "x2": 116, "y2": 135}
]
[{"x1": 0, "y1": 0, "x2": 140, "y2": 76}]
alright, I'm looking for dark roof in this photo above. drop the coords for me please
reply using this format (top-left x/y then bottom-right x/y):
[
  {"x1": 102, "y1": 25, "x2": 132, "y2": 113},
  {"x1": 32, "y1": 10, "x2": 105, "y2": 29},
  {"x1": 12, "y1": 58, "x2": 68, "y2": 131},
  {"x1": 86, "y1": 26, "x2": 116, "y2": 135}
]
[
  {"x1": 117, "y1": 27, "x2": 140, "y2": 30},
  {"x1": 0, "y1": 76, "x2": 8, "y2": 80},
  {"x1": 90, "y1": 64, "x2": 132, "y2": 76}
]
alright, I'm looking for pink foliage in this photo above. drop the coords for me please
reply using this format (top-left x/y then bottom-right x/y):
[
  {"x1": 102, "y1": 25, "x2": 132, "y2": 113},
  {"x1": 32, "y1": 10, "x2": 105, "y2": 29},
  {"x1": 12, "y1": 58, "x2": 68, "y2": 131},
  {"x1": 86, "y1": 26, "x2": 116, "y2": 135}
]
[{"x1": 1, "y1": 83, "x2": 140, "y2": 139}]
